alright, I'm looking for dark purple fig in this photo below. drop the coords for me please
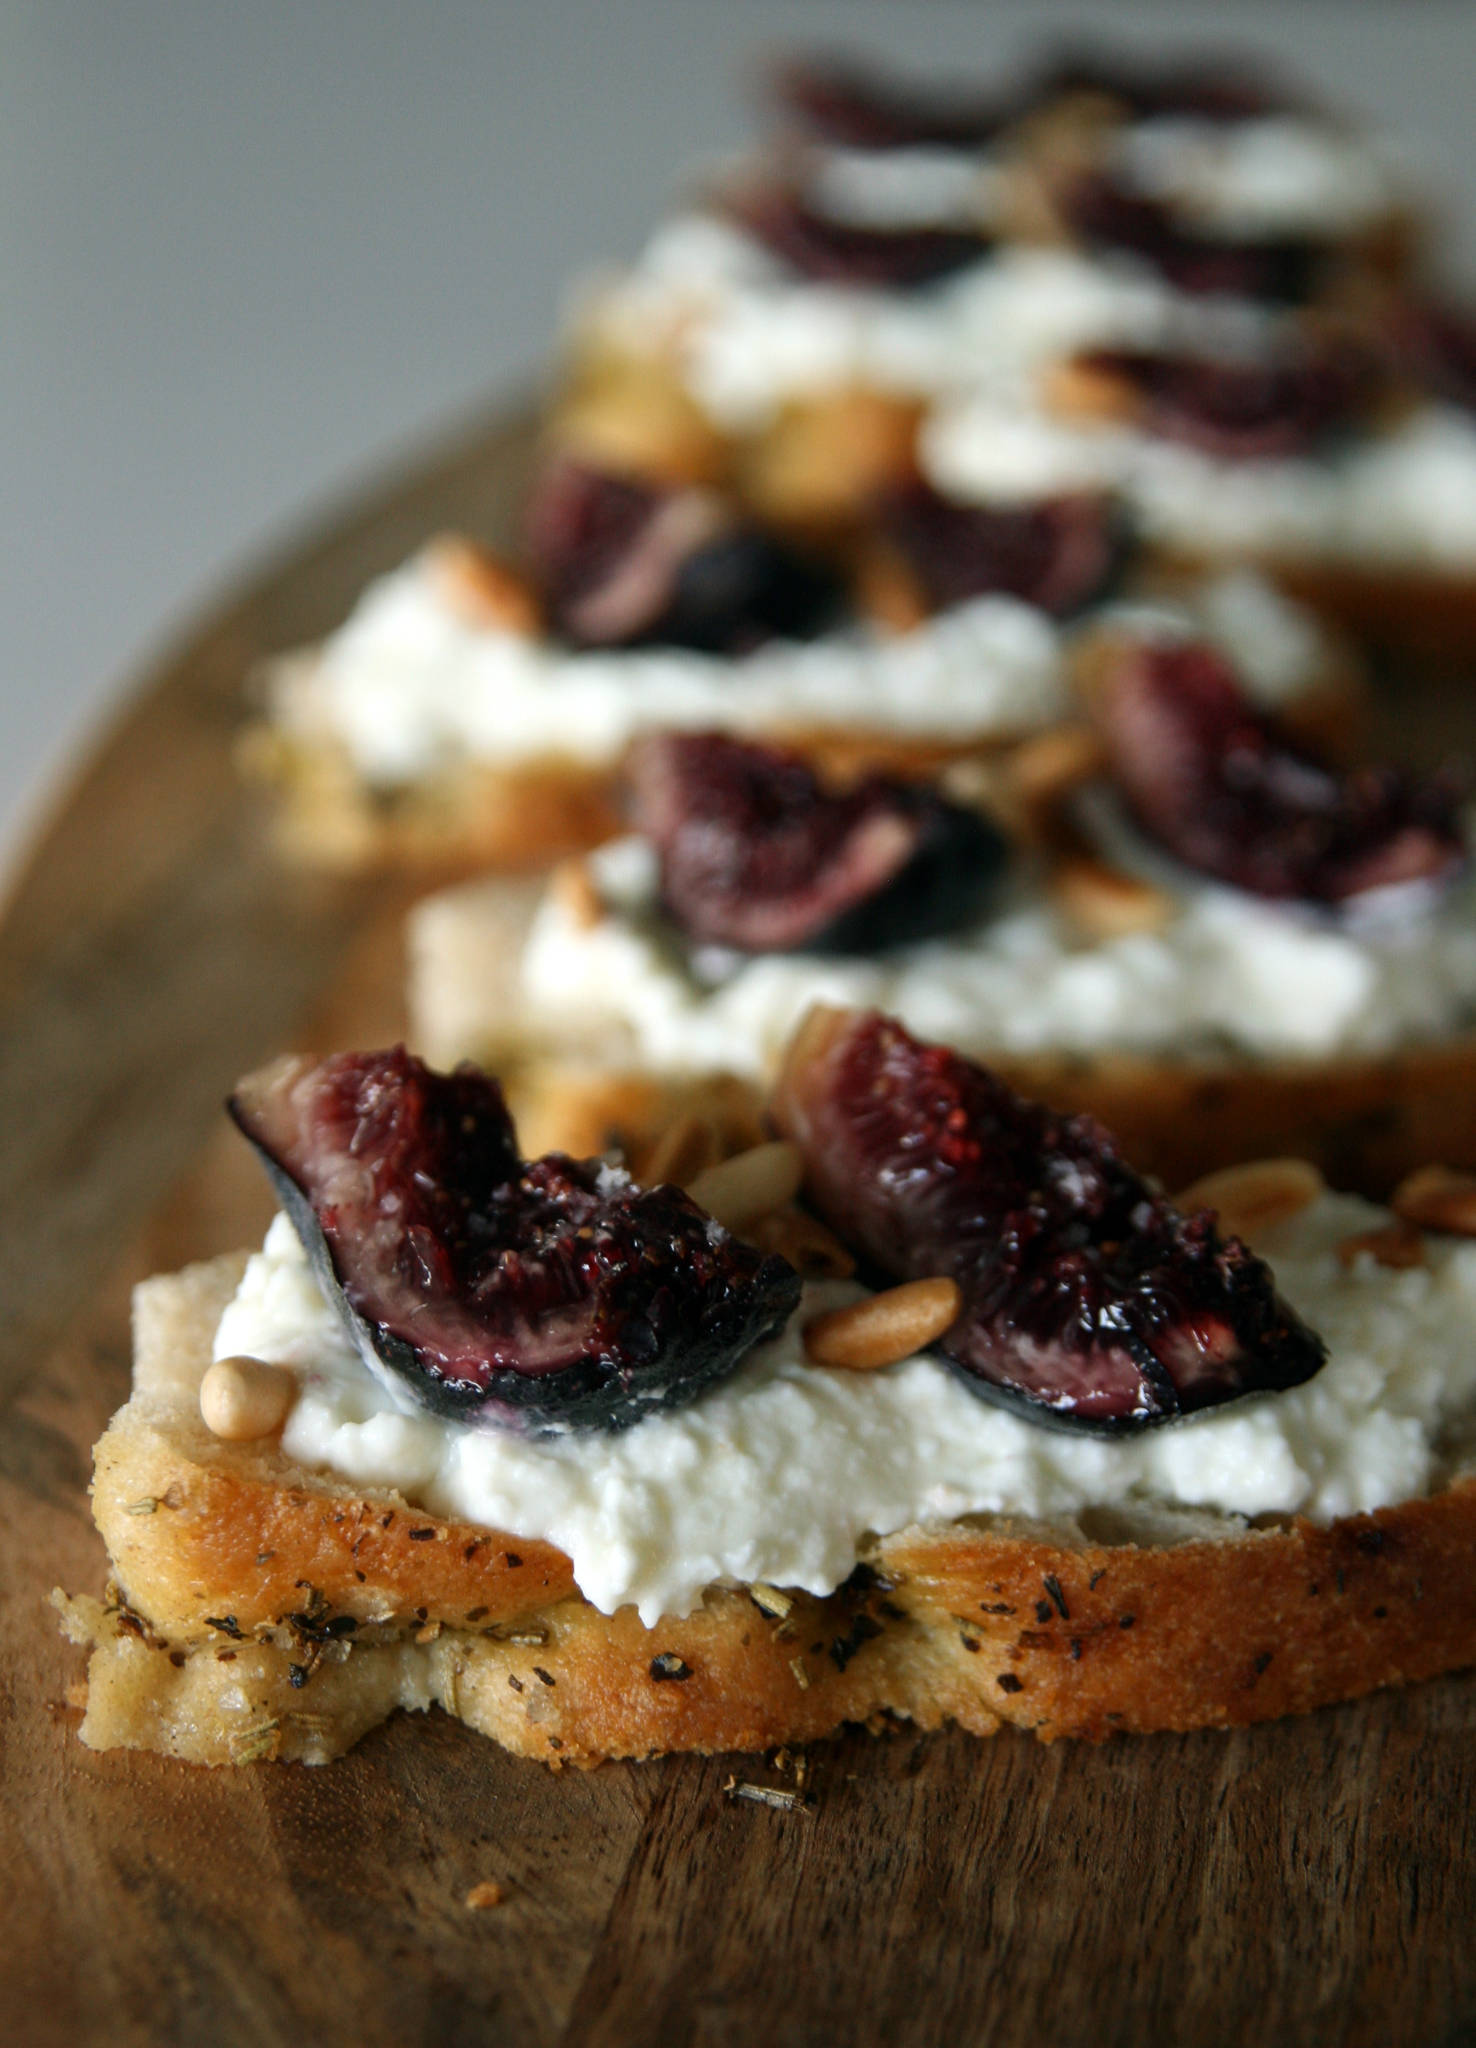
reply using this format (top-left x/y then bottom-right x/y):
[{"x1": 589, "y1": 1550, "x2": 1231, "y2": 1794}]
[
  {"x1": 1080, "y1": 341, "x2": 1372, "y2": 458},
  {"x1": 230, "y1": 1048, "x2": 801, "y2": 1434},
  {"x1": 772, "y1": 1009, "x2": 1325, "y2": 1431},
  {"x1": 726, "y1": 185, "x2": 990, "y2": 289},
  {"x1": 877, "y1": 485, "x2": 1125, "y2": 616},
  {"x1": 1063, "y1": 174, "x2": 1320, "y2": 303},
  {"x1": 1388, "y1": 301, "x2": 1476, "y2": 415},
  {"x1": 526, "y1": 457, "x2": 841, "y2": 653},
  {"x1": 628, "y1": 731, "x2": 1007, "y2": 954},
  {"x1": 1093, "y1": 640, "x2": 1465, "y2": 903},
  {"x1": 1031, "y1": 45, "x2": 1302, "y2": 123},
  {"x1": 769, "y1": 54, "x2": 1007, "y2": 151}
]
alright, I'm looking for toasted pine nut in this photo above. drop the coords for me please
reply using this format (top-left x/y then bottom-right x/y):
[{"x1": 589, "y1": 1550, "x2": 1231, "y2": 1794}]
[
  {"x1": 426, "y1": 535, "x2": 542, "y2": 636},
  {"x1": 643, "y1": 1112, "x2": 722, "y2": 1190},
  {"x1": 547, "y1": 856, "x2": 605, "y2": 932},
  {"x1": 804, "y1": 1278, "x2": 961, "y2": 1371},
  {"x1": 854, "y1": 546, "x2": 931, "y2": 635},
  {"x1": 749, "y1": 1205, "x2": 857, "y2": 1280},
  {"x1": 1007, "y1": 726, "x2": 1104, "y2": 815},
  {"x1": 1040, "y1": 354, "x2": 1141, "y2": 427},
  {"x1": 1392, "y1": 1165, "x2": 1476, "y2": 1236},
  {"x1": 464, "y1": 1881, "x2": 506, "y2": 1911},
  {"x1": 1051, "y1": 856, "x2": 1172, "y2": 941},
  {"x1": 200, "y1": 1356, "x2": 296, "y2": 1441},
  {"x1": 1176, "y1": 1158, "x2": 1325, "y2": 1241},
  {"x1": 1337, "y1": 1222, "x2": 1427, "y2": 1271},
  {"x1": 687, "y1": 1141, "x2": 804, "y2": 1234}
]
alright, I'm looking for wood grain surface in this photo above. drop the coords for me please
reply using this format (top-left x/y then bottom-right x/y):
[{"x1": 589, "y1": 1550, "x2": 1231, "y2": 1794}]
[{"x1": 4, "y1": 404, "x2": 1476, "y2": 2048}]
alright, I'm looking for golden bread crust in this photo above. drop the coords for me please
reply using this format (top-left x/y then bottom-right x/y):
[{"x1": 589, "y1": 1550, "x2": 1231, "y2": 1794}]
[
  {"x1": 243, "y1": 693, "x2": 1019, "y2": 877},
  {"x1": 64, "y1": 1255, "x2": 1476, "y2": 1767}
]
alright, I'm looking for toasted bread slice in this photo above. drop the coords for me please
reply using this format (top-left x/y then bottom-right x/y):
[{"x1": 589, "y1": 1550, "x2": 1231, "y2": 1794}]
[
  {"x1": 60, "y1": 1250, "x2": 1476, "y2": 1768},
  {"x1": 406, "y1": 870, "x2": 1476, "y2": 1197}
]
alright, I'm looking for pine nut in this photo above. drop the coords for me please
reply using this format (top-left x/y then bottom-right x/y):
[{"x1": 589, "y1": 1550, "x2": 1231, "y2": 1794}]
[
  {"x1": 686, "y1": 1141, "x2": 804, "y2": 1234},
  {"x1": 548, "y1": 857, "x2": 604, "y2": 932},
  {"x1": 1337, "y1": 1221, "x2": 1426, "y2": 1270},
  {"x1": 426, "y1": 535, "x2": 542, "y2": 636},
  {"x1": 642, "y1": 1112, "x2": 722, "y2": 1190},
  {"x1": 1176, "y1": 1158, "x2": 1325, "y2": 1241},
  {"x1": 748, "y1": 1205, "x2": 857, "y2": 1280},
  {"x1": 1392, "y1": 1165, "x2": 1476, "y2": 1235},
  {"x1": 804, "y1": 1278, "x2": 961, "y2": 1371},
  {"x1": 1051, "y1": 856, "x2": 1172, "y2": 941},
  {"x1": 200, "y1": 1356, "x2": 297, "y2": 1441},
  {"x1": 1041, "y1": 353, "x2": 1141, "y2": 427},
  {"x1": 1007, "y1": 726, "x2": 1104, "y2": 814}
]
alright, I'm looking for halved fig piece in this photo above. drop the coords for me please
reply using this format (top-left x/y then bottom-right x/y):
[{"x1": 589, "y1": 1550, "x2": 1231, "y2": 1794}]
[
  {"x1": 1072, "y1": 340, "x2": 1371, "y2": 459},
  {"x1": 230, "y1": 1049, "x2": 801, "y2": 1434},
  {"x1": 726, "y1": 184, "x2": 990, "y2": 290},
  {"x1": 770, "y1": 54, "x2": 1007, "y2": 152},
  {"x1": 772, "y1": 1009, "x2": 1325, "y2": 1431},
  {"x1": 876, "y1": 484, "x2": 1125, "y2": 616},
  {"x1": 1388, "y1": 301, "x2": 1476, "y2": 416},
  {"x1": 1063, "y1": 174, "x2": 1321, "y2": 304},
  {"x1": 628, "y1": 732, "x2": 1008, "y2": 954},
  {"x1": 1092, "y1": 640, "x2": 1465, "y2": 903},
  {"x1": 1032, "y1": 44, "x2": 1301, "y2": 123},
  {"x1": 526, "y1": 457, "x2": 841, "y2": 653}
]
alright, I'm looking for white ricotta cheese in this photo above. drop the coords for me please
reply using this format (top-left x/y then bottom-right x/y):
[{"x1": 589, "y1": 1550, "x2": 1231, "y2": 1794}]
[
  {"x1": 515, "y1": 826, "x2": 1476, "y2": 1077},
  {"x1": 275, "y1": 549, "x2": 1066, "y2": 787},
  {"x1": 924, "y1": 394, "x2": 1476, "y2": 570},
  {"x1": 215, "y1": 1200, "x2": 1476, "y2": 1627},
  {"x1": 1114, "y1": 115, "x2": 1404, "y2": 237}
]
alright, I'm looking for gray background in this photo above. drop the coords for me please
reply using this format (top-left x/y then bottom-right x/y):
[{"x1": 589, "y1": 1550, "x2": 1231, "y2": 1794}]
[{"x1": 7, "y1": 0, "x2": 1476, "y2": 877}]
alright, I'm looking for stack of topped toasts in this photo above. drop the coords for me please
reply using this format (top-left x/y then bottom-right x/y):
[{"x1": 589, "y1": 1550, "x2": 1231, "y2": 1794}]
[{"x1": 62, "y1": 39, "x2": 1476, "y2": 1769}]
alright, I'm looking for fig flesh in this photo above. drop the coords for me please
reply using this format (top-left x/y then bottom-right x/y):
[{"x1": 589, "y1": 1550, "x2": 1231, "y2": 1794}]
[
  {"x1": 769, "y1": 55, "x2": 1008, "y2": 152},
  {"x1": 628, "y1": 732, "x2": 1008, "y2": 955},
  {"x1": 230, "y1": 1049, "x2": 801, "y2": 1433},
  {"x1": 1065, "y1": 175, "x2": 1320, "y2": 303},
  {"x1": 729, "y1": 185, "x2": 990, "y2": 289},
  {"x1": 1093, "y1": 640, "x2": 1465, "y2": 903},
  {"x1": 1077, "y1": 341, "x2": 1371, "y2": 458},
  {"x1": 877, "y1": 485, "x2": 1124, "y2": 616},
  {"x1": 772, "y1": 1009, "x2": 1326, "y2": 1431},
  {"x1": 526, "y1": 458, "x2": 840, "y2": 654}
]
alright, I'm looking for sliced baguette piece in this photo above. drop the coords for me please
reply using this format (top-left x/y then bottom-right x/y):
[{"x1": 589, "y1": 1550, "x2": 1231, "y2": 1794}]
[{"x1": 62, "y1": 1247, "x2": 1476, "y2": 1768}]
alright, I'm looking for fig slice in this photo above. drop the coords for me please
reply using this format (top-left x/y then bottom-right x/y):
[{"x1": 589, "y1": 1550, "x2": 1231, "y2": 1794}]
[
  {"x1": 1091, "y1": 639, "x2": 1465, "y2": 903},
  {"x1": 727, "y1": 184, "x2": 990, "y2": 289},
  {"x1": 525, "y1": 456, "x2": 841, "y2": 654},
  {"x1": 627, "y1": 731, "x2": 1008, "y2": 954},
  {"x1": 1063, "y1": 174, "x2": 1321, "y2": 304},
  {"x1": 876, "y1": 485, "x2": 1125, "y2": 617},
  {"x1": 771, "y1": 1008, "x2": 1326, "y2": 1432},
  {"x1": 769, "y1": 54, "x2": 1008, "y2": 151},
  {"x1": 1073, "y1": 339, "x2": 1372, "y2": 458},
  {"x1": 230, "y1": 1048, "x2": 801, "y2": 1434}
]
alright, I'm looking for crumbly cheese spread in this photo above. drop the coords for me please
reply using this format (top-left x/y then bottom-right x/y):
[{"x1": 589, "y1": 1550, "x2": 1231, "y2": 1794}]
[
  {"x1": 587, "y1": 219, "x2": 1191, "y2": 431},
  {"x1": 1112, "y1": 115, "x2": 1403, "y2": 237},
  {"x1": 215, "y1": 1199, "x2": 1476, "y2": 1626},
  {"x1": 273, "y1": 548, "x2": 1065, "y2": 787},
  {"x1": 514, "y1": 826, "x2": 1476, "y2": 1077},
  {"x1": 923, "y1": 394, "x2": 1476, "y2": 570}
]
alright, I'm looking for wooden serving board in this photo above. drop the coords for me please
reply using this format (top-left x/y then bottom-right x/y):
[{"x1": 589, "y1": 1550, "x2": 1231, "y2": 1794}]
[{"x1": 4, "y1": 405, "x2": 1476, "y2": 2048}]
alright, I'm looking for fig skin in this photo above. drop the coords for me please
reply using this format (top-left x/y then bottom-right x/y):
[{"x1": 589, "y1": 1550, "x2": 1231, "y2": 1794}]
[
  {"x1": 230, "y1": 1048, "x2": 801, "y2": 1435},
  {"x1": 1092, "y1": 640, "x2": 1465, "y2": 904},
  {"x1": 770, "y1": 54, "x2": 1008, "y2": 151},
  {"x1": 771, "y1": 1008, "x2": 1326, "y2": 1433},
  {"x1": 525, "y1": 457, "x2": 841, "y2": 655},
  {"x1": 728, "y1": 184, "x2": 991, "y2": 290},
  {"x1": 627, "y1": 731, "x2": 1009, "y2": 956},
  {"x1": 876, "y1": 486, "x2": 1127, "y2": 618}
]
